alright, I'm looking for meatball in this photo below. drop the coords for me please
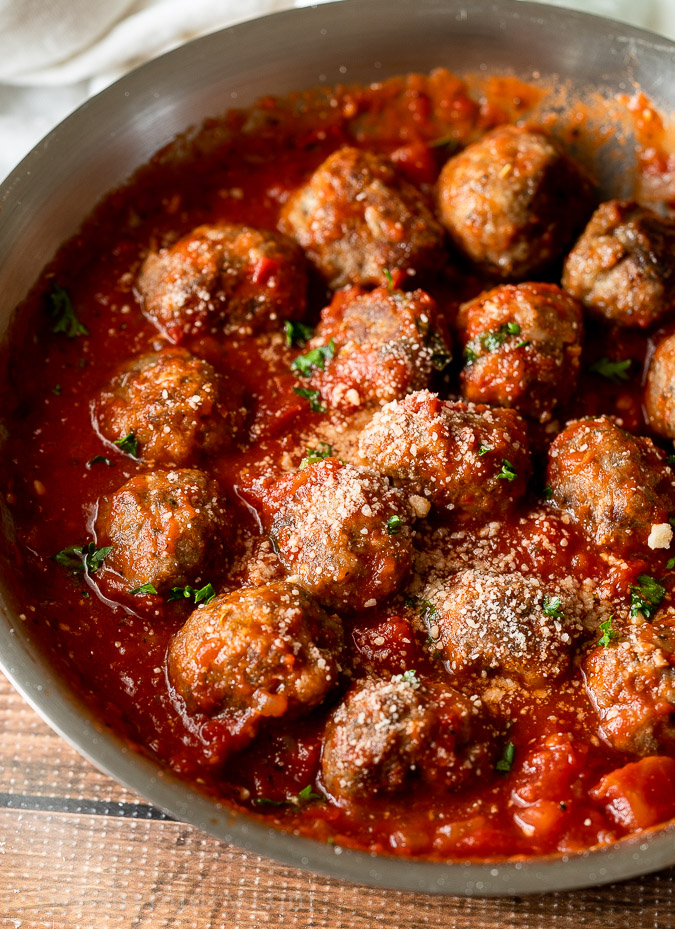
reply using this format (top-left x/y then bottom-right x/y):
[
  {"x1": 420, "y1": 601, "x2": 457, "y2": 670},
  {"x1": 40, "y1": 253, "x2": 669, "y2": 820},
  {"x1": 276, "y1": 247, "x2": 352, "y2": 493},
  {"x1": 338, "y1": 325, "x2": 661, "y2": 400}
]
[
  {"x1": 357, "y1": 389, "x2": 531, "y2": 514},
  {"x1": 583, "y1": 623, "x2": 675, "y2": 756},
  {"x1": 562, "y1": 200, "x2": 675, "y2": 328},
  {"x1": 279, "y1": 146, "x2": 446, "y2": 289},
  {"x1": 321, "y1": 674, "x2": 492, "y2": 803},
  {"x1": 168, "y1": 581, "x2": 343, "y2": 720},
  {"x1": 644, "y1": 331, "x2": 675, "y2": 439},
  {"x1": 266, "y1": 458, "x2": 414, "y2": 611},
  {"x1": 422, "y1": 570, "x2": 586, "y2": 685},
  {"x1": 437, "y1": 125, "x2": 592, "y2": 279},
  {"x1": 94, "y1": 348, "x2": 244, "y2": 466},
  {"x1": 137, "y1": 222, "x2": 307, "y2": 342},
  {"x1": 95, "y1": 469, "x2": 226, "y2": 595},
  {"x1": 457, "y1": 282, "x2": 584, "y2": 420},
  {"x1": 547, "y1": 416, "x2": 675, "y2": 555},
  {"x1": 304, "y1": 286, "x2": 451, "y2": 412}
]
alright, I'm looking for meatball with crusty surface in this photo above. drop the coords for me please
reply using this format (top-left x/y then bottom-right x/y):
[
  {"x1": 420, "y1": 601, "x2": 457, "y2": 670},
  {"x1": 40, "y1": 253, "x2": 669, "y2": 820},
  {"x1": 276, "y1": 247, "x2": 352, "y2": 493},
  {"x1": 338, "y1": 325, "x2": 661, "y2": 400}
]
[
  {"x1": 168, "y1": 581, "x2": 343, "y2": 721},
  {"x1": 562, "y1": 200, "x2": 675, "y2": 328},
  {"x1": 437, "y1": 125, "x2": 592, "y2": 279},
  {"x1": 305, "y1": 286, "x2": 451, "y2": 412},
  {"x1": 357, "y1": 390, "x2": 530, "y2": 515},
  {"x1": 263, "y1": 458, "x2": 414, "y2": 611},
  {"x1": 137, "y1": 223, "x2": 307, "y2": 342},
  {"x1": 422, "y1": 570, "x2": 586, "y2": 686},
  {"x1": 458, "y1": 282, "x2": 584, "y2": 421},
  {"x1": 583, "y1": 622, "x2": 675, "y2": 756},
  {"x1": 279, "y1": 147, "x2": 446, "y2": 289},
  {"x1": 321, "y1": 674, "x2": 493, "y2": 804},
  {"x1": 95, "y1": 469, "x2": 226, "y2": 596},
  {"x1": 94, "y1": 348, "x2": 244, "y2": 466},
  {"x1": 547, "y1": 416, "x2": 675, "y2": 555},
  {"x1": 645, "y1": 332, "x2": 675, "y2": 439}
]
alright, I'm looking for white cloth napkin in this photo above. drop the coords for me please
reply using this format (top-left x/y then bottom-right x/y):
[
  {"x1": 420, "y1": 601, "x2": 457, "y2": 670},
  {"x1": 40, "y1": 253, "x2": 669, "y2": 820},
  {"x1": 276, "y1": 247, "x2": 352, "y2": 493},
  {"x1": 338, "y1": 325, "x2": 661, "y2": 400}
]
[{"x1": 1, "y1": 0, "x2": 674, "y2": 183}]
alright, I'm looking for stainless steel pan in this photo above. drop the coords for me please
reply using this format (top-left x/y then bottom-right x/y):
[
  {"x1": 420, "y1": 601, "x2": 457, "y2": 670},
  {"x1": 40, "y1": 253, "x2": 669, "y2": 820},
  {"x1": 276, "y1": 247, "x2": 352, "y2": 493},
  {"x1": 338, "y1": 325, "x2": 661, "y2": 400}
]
[{"x1": 1, "y1": 0, "x2": 674, "y2": 895}]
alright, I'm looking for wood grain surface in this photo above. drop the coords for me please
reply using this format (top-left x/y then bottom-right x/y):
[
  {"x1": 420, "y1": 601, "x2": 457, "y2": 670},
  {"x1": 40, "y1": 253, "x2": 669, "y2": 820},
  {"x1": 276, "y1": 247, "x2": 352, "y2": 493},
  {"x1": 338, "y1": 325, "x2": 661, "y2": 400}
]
[{"x1": 1, "y1": 670, "x2": 674, "y2": 929}]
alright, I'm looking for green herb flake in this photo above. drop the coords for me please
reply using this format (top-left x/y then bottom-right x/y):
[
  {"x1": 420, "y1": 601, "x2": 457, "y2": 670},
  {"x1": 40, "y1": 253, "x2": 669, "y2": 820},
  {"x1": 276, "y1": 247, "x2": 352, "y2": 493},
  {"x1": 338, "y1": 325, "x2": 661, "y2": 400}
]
[
  {"x1": 129, "y1": 583, "x2": 158, "y2": 596},
  {"x1": 291, "y1": 339, "x2": 335, "y2": 377},
  {"x1": 589, "y1": 357, "x2": 632, "y2": 382},
  {"x1": 52, "y1": 385, "x2": 62, "y2": 396},
  {"x1": 495, "y1": 741, "x2": 516, "y2": 774},
  {"x1": 283, "y1": 320, "x2": 314, "y2": 348},
  {"x1": 168, "y1": 582, "x2": 217, "y2": 606},
  {"x1": 419, "y1": 599, "x2": 438, "y2": 621},
  {"x1": 383, "y1": 268, "x2": 395, "y2": 292},
  {"x1": 401, "y1": 669, "x2": 419, "y2": 686},
  {"x1": 296, "y1": 785, "x2": 324, "y2": 804},
  {"x1": 113, "y1": 432, "x2": 139, "y2": 458},
  {"x1": 254, "y1": 784, "x2": 324, "y2": 809},
  {"x1": 463, "y1": 344, "x2": 479, "y2": 365},
  {"x1": 481, "y1": 321, "x2": 521, "y2": 353},
  {"x1": 543, "y1": 484, "x2": 554, "y2": 500},
  {"x1": 293, "y1": 387, "x2": 326, "y2": 413},
  {"x1": 496, "y1": 459, "x2": 517, "y2": 482},
  {"x1": 299, "y1": 442, "x2": 333, "y2": 470},
  {"x1": 87, "y1": 455, "x2": 112, "y2": 469},
  {"x1": 597, "y1": 615, "x2": 619, "y2": 647},
  {"x1": 542, "y1": 595, "x2": 564, "y2": 619},
  {"x1": 629, "y1": 574, "x2": 666, "y2": 619},
  {"x1": 82, "y1": 543, "x2": 113, "y2": 574},
  {"x1": 46, "y1": 284, "x2": 89, "y2": 339},
  {"x1": 667, "y1": 558, "x2": 675, "y2": 571},
  {"x1": 387, "y1": 514, "x2": 403, "y2": 535},
  {"x1": 54, "y1": 545, "x2": 86, "y2": 573},
  {"x1": 478, "y1": 444, "x2": 491, "y2": 457}
]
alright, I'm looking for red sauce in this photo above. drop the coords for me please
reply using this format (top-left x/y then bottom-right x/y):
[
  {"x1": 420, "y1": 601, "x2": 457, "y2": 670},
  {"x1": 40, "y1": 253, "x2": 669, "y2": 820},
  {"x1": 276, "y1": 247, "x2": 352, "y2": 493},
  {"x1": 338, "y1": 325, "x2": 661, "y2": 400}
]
[{"x1": 2, "y1": 68, "x2": 675, "y2": 863}]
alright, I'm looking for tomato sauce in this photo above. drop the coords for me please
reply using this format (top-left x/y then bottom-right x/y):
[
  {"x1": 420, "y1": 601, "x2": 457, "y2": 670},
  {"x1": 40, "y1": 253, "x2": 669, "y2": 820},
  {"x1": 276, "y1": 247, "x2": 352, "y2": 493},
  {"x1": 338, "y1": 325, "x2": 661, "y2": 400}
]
[{"x1": 2, "y1": 68, "x2": 675, "y2": 863}]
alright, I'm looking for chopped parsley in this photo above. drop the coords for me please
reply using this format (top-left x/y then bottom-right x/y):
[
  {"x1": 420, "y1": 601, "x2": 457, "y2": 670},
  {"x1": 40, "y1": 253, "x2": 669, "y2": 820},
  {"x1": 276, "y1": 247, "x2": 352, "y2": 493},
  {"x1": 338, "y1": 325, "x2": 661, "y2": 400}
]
[
  {"x1": 542, "y1": 595, "x2": 564, "y2": 619},
  {"x1": 253, "y1": 784, "x2": 324, "y2": 809},
  {"x1": 113, "y1": 432, "x2": 139, "y2": 458},
  {"x1": 87, "y1": 455, "x2": 112, "y2": 468},
  {"x1": 291, "y1": 339, "x2": 335, "y2": 377},
  {"x1": 52, "y1": 384, "x2": 62, "y2": 396},
  {"x1": 168, "y1": 583, "x2": 216, "y2": 606},
  {"x1": 629, "y1": 574, "x2": 666, "y2": 619},
  {"x1": 387, "y1": 514, "x2": 403, "y2": 535},
  {"x1": 428, "y1": 132, "x2": 459, "y2": 153},
  {"x1": 293, "y1": 387, "x2": 326, "y2": 413},
  {"x1": 495, "y1": 741, "x2": 516, "y2": 774},
  {"x1": 464, "y1": 321, "x2": 524, "y2": 365},
  {"x1": 299, "y1": 442, "x2": 332, "y2": 470},
  {"x1": 401, "y1": 669, "x2": 419, "y2": 685},
  {"x1": 46, "y1": 284, "x2": 89, "y2": 339},
  {"x1": 496, "y1": 460, "x2": 517, "y2": 482},
  {"x1": 55, "y1": 542, "x2": 112, "y2": 574},
  {"x1": 129, "y1": 583, "x2": 158, "y2": 596},
  {"x1": 383, "y1": 268, "x2": 395, "y2": 292},
  {"x1": 478, "y1": 444, "x2": 491, "y2": 457},
  {"x1": 597, "y1": 616, "x2": 619, "y2": 647},
  {"x1": 283, "y1": 320, "x2": 314, "y2": 348},
  {"x1": 589, "y1": 357, "x2": 632, "y2": 382},
  {"x1": 419, "y1": 599, "x2": 438, "y2": 621},
  {"x1": 667, "y1": 558, "x2": 675, "y2": 571},
  {"x1": 543, "y1": 484, "x2": 554, "y2": 500}
]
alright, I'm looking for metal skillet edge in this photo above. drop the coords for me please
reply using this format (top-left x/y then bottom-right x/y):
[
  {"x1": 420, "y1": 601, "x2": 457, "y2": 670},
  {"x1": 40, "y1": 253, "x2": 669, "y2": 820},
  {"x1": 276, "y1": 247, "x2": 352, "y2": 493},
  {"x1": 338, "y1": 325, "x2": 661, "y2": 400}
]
[{"x1": 1, "y1": 0, "x2": 675, "y2": 895}]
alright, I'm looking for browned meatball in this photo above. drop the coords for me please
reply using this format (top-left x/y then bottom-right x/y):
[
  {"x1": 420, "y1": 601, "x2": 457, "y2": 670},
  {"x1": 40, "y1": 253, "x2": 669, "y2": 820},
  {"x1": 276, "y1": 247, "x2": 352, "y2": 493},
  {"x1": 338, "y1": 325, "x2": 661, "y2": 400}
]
[
  {"x1": 264, "y1": 458, "x2": 414, "y2": 611},
  {"x1": 422, "y1": 570, "x2": 586, "y2": 686},
  {"x1": 168, "y1": 581, "x2": 343, "y2": 721},
  {"x1": 547, "y1": 416, "x2": 675, "y2": 555},
  {"x1": 457, "y1": 282, "x2": 584, "y2": 420},
  {"x1": 279, "y1": 147, "x2": 446, "y2": 289},
  {"x1": 137, "y1": 223, "x2": 307, "y2": 342},
  {"x1": 304, "y1": 286, "x2": 451, "y2": 412},
  {"x1": 95, "y1": 469, "x2": 226, "y2": 596},
  {"x1": 94, "y1": 348, "x2": 244, "y2": 466},
  {"x1": 321, "y1": 674, "x2": 492, "y2": 803},
  {"x1": 357, "y1": 389, "x2": 530, "y2": 515},
  {"x1": 437, "y1": 125, "x2": 592, "y2": 279},
  {"x1": 583, "y1": 623, "x2": 675, "y2": 756},
  {"x1": 645, "y1": 332, "x2": 675, "y2": 439},
  {"x1": 562, "y1": 200, "x2": 675, "y2": 328}
]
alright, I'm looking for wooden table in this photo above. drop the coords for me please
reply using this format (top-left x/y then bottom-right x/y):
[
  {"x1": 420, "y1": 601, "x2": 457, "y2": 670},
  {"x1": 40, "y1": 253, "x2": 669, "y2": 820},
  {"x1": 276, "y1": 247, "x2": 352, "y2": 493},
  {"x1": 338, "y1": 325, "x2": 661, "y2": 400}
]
[{"x1": 1, "y1": 670, "x2": 674, "y2": 929}]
